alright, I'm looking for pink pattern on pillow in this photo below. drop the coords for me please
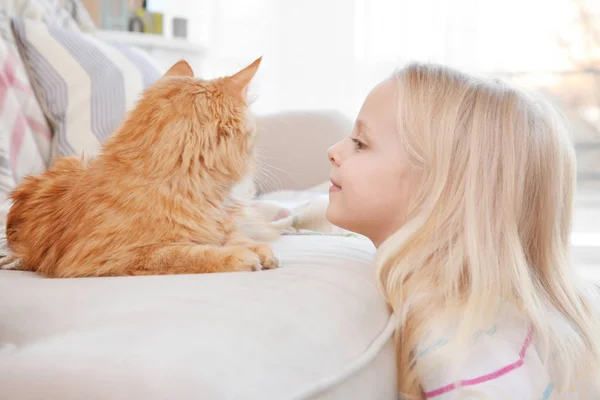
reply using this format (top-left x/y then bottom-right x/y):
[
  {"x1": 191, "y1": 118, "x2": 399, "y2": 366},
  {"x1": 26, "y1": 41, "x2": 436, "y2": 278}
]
[
  {"x1": 25, "y1": 116, "x2": 52, "y2": 140},
  {"x1": 0, "y1": 38, "x2": 52, "y2": 188},
  {"x1": 9, "y1": 115, "x2": 27, "y2": 174},
  {"x1": 2, "y1": 52, "x2": 32, "y2": 94}
]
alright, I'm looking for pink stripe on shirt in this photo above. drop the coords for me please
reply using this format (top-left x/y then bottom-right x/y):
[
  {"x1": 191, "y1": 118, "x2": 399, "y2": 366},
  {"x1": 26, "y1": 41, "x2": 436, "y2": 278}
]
[{"x1": 425, "y1": 326, "x2": 534, "y2": 398}]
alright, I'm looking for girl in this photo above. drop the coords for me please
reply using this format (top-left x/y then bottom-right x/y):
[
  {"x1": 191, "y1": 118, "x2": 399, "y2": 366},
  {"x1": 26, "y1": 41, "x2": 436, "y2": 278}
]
[{"x1": 326, "y1": 62, "x2": 600, "y2": 399}]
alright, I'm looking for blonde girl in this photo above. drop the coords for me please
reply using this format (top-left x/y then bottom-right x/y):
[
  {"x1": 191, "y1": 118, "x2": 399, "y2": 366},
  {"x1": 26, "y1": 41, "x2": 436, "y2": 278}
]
[{"x1": 326, "y1": 62, "x2": 600, "y2": 399}]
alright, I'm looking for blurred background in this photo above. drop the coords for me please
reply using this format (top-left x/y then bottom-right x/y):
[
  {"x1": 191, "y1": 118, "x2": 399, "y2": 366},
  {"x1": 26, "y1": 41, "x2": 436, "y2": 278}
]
[
  {"x1": 79, "y1": 0, "x2": 600, "y2": 273},
  {"x1": 90, "y1": 0, "x2": 600, "y2": 183}
]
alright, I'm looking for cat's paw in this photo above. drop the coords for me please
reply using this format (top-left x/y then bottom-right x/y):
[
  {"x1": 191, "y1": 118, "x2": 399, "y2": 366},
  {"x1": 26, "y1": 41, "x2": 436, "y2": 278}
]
[
  {"x1": 228, "y1": 248, "x2": 263, "y2": 272},
  {"x1": 248, "y1": 243, "x2": 279, "y2": 270}
]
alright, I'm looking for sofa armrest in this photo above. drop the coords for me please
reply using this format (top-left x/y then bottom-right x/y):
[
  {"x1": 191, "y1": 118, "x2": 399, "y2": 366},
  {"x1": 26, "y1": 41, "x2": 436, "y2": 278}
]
[{"x1": 254, "y1": 109, "x2": 352, "y2": 193}]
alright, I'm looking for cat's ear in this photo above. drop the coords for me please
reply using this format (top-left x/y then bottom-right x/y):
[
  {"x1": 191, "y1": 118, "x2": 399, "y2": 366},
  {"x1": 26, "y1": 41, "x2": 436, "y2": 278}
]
[
  {"x1": 225, "y1": 57, "x2": 262, "y2": 99},
  {"x1": 163, "y1": 60, "x2": 194, "y2": 78}
]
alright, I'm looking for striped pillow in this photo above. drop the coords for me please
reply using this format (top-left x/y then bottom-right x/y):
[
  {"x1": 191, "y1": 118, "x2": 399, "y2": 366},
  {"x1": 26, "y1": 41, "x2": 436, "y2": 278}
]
[
  {"x1": 0, "y1": 12, "x2": 53, "y2": 202},
  {"x1": 11, "y1": 17, "x2": 163, "y2": 159}
]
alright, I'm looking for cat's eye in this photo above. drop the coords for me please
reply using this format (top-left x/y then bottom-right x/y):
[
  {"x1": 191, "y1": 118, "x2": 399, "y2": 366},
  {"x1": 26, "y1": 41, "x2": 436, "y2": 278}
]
[{"x1": 352, "y1": 138, "x2": 367, "y2": 150}]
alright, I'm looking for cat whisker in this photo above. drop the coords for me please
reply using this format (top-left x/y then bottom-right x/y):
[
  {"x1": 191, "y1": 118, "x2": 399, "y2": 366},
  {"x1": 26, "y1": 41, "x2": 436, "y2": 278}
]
[
  {"x1": 255, "y1": 160, "x2": 283, "y2": 183},
  {"x1": 254, "y1": 164, "x2": 282, "y2": 194},
  {"x1": 255, "y1": 158, "x2": 305, "y2": 189}
]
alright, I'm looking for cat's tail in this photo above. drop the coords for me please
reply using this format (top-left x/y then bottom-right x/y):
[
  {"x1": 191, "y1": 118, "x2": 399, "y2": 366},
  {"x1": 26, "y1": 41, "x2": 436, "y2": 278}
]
[
  {"x1": 0, "y1": 224, "x2": 22, "y2": 271},
  {"x1": 6, "y1": 156, "x2": 83, "y2": 260},
  {"x1": 6, "y1": 176, "x2": 40, "y2": 248}
]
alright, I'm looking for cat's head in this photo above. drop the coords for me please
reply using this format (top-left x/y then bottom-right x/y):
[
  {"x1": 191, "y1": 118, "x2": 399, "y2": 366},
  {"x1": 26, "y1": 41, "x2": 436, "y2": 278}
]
[{"x1": 104, "y1": 57, "x2": 262, "y2": 186}]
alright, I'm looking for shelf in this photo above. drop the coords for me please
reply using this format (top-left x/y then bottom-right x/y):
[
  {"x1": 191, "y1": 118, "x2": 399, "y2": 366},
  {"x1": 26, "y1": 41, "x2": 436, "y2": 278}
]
[{"x1": 93, "y1": 29, "x2": 206, "y2": 55}]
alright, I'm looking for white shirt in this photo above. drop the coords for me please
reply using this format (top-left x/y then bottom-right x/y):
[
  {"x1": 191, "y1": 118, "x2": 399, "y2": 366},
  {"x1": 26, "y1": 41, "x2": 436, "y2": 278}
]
[{"x1": 414, "y1": 312, "x2": 596, "y2": 399}]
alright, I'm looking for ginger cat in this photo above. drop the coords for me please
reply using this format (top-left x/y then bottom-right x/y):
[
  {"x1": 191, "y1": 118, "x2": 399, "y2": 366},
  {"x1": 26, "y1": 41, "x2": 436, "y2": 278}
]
[{"x1": 5, "y1": 57, "x2": 280, "y2": 278}]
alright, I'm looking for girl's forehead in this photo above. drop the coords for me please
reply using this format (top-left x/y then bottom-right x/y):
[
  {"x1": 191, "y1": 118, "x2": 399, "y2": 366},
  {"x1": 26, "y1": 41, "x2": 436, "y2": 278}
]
[
  {"x1": 365, "y1": 77, "x2": 397, "y2": 108},
  {"x1": 359, "y1": 78, "x2": 398, "y2": 137}
]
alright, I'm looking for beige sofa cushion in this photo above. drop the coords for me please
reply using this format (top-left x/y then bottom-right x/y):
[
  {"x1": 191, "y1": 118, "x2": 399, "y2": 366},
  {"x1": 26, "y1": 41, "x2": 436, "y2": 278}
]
[
  {"x1": 0, "y1": 235, "x2": 397, "y2": 400},
  {"x1": 255, "y1": 110, "x2": 352, "y2": 192}
]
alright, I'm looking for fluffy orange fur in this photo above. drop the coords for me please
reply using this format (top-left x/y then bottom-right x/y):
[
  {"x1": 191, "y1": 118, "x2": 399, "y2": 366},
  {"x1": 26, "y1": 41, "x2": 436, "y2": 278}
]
[{"x1": 6, "y1": 58, "x2": 280, "y2": 278}]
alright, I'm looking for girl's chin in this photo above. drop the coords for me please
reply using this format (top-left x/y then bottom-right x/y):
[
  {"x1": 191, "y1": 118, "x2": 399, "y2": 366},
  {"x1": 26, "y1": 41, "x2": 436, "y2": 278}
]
[{"x1": 325, "y1": 203, "x2": 347, "y2": 230}]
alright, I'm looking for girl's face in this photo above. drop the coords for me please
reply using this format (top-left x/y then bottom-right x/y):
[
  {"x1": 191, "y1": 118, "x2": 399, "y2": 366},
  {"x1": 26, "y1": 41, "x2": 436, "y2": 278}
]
[{"x1": 326, "y1": 77, "x2": 419, "y2": 247}]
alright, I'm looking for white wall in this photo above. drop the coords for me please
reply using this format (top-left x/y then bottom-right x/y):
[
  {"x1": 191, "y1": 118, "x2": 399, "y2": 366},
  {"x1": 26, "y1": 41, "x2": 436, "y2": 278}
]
[{"x1": 146, "y1": 0, "x2": 588, "y2": 117}]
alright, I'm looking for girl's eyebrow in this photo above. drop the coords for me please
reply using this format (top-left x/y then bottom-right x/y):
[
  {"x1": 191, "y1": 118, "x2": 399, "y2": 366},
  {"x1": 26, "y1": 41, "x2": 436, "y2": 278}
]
[
  {"x1": 356, "y1": 119, "x2": 371, "y2": 141},
  {"x1": 356, "y1": 119, "x2": 369, "y2": 133}
]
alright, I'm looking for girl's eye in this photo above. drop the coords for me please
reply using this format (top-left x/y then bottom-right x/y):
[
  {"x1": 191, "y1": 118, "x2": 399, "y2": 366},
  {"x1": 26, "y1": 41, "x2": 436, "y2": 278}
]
[{"x1": 352, "y1": 138, "x2": 367, "y2": 150}]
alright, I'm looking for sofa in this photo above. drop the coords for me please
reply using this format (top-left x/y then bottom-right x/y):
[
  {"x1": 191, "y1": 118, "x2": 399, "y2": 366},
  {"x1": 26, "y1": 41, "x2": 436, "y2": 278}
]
[{"x1": 0, "y1": 1, "x2": 397, "y2": 399}]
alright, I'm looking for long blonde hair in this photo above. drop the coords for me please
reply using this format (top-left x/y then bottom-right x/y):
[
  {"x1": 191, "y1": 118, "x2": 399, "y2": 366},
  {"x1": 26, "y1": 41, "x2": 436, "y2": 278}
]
[{"x1": 375, "y1": 62, "x2": 600, "y2": 398}]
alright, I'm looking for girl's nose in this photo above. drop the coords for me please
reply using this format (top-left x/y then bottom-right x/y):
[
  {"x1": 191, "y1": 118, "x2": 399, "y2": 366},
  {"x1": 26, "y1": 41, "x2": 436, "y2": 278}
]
[{"x1": 327, "y1": 143, "x2": 341, "y2": 167}]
